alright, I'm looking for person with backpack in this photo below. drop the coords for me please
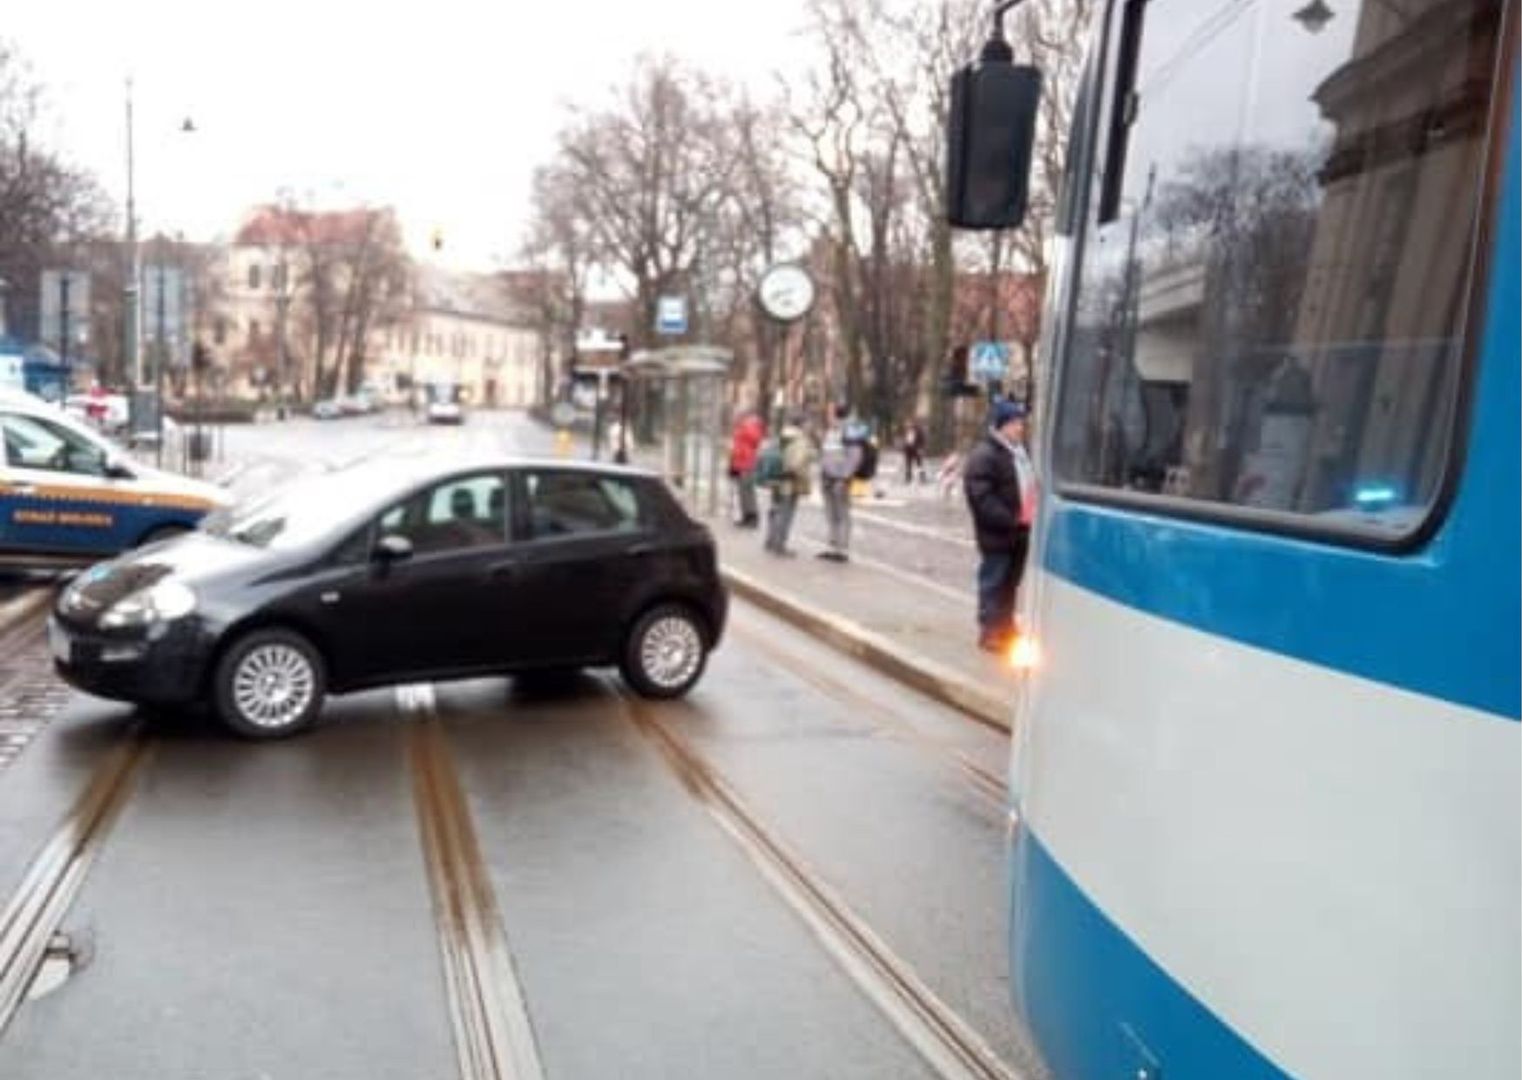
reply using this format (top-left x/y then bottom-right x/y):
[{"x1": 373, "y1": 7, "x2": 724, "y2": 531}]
[
  {"x1": 764, "y1": 413, "x2": 816, "y2": 557},
  {"x1": 817, "y1": 403, "x2": 864, "y2": 562},
  {"x1": 728, "y1": 410, "x2": 766, "y2": 527},
  {"x1": 963, "y1": 399, "x2": 1037, "y2": 652}
]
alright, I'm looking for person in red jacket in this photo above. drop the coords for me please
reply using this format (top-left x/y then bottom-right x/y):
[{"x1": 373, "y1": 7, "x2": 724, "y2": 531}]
[{"x1": 728, "y1": 411, "x2": 766, "y2": 527}]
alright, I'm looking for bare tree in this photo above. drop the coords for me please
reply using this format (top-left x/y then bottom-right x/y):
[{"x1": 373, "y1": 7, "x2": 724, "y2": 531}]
[
  {"x1": 0, "y1": 41, "x2": 114, "y2": 357},
  {"x1": 511, "y1": 162, "x2": 595, "y2": 404},
  {"x1": 556, "y1": 55, "x2": 739, "y2": 348},
  {"x1": 288, "y1": 205, "x2": 410, "y2": 399},
  {"x1": 705, "y1": 96, "x2": 807, "y2": 411},
  {"x1": 785, "y1": 0, "x2": 878, "y2": 407}
]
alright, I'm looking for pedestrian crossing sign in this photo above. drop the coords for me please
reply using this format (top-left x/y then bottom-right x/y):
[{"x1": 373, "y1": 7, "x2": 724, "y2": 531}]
[{"x1": 970, "y1": 341, "x2": 1010, "y2": 381}]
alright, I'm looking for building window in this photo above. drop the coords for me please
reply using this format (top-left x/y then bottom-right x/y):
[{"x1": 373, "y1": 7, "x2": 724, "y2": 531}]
[
  {"x1": 214, "y1": 317, "x2": 227, "y2": 346},
  {"x1": 249, "y1": 319, "x2": 261, "y2": 343},
  {"x1": 248, "y1": 264, "x2": 262, "y2": 290}
]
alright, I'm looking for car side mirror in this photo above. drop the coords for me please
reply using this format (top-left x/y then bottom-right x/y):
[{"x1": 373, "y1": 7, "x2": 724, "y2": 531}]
[
  {"x1": 103, "y1": 453, "x2": 134, "y2": 480},
  {"x1": 946, "y1": 39, "x2": 1041, "y2": 230},
  {"x1": 372, "y1": 534, "x2": 413, "y2": 563}
]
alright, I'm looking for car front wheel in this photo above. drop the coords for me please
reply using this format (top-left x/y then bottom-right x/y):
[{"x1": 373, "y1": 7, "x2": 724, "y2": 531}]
[
  {"x1": 213, "y1": 629, "x2": 326, "y2": 739},
  {"x1": 620, "y1": 604, "x2": 708, "y2": 699}
]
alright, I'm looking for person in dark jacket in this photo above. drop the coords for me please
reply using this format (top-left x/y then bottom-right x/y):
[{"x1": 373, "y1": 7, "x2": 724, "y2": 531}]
[{"x1": 962, "y1": 399, "x2": 1037, "y2": 652}]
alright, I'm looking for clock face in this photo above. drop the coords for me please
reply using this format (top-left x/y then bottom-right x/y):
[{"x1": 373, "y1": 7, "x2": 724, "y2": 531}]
[{"x1": 758, "y1": 265, "x2": 815, "y2": 322}]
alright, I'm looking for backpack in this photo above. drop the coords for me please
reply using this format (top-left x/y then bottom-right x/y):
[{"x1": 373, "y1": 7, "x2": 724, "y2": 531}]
[
  {"x1": 754, "y1": 439, "x2": 785, "y2": 485},
  {"x1": 854, "y1": 439, "x2": 879, "y2": 482},
  {"x1": 842, "y1": 420, "x2": 876, "y2": 481}
]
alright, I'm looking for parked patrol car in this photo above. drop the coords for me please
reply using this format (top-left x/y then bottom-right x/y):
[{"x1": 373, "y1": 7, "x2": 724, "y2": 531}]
[{"x1": 1, "y1": 391, "x2": 231, "y2": 569}]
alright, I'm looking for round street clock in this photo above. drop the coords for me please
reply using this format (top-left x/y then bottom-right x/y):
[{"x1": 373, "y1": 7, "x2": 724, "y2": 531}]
[{"x1": 757, "y1": 264, "x2": 816, "y2": 323}]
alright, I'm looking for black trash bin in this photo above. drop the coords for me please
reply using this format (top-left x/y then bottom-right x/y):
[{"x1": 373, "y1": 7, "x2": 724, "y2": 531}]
[{"x1": 187, "y1": 430, "x2": 213, "y2": 463}]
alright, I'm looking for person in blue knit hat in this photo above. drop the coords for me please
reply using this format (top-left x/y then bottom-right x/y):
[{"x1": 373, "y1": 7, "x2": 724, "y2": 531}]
[{"x1": 962, "y1": 398, "x2": 1037, "y2": 652}]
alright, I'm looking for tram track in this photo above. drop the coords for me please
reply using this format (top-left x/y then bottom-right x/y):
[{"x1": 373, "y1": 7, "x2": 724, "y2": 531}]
[
  {"x1": 616, "y1": 684, "x2": 1028, "y2": 1080},
  {"x1": 0, "y1": 732, "x2": 150, "y2": 1034},
  {"x1": 731, "y1": 616, "x2": 1008, "y2": 810},
  {"x1": 403, "y1": 685, "x2": 546, "y2": 1080}
]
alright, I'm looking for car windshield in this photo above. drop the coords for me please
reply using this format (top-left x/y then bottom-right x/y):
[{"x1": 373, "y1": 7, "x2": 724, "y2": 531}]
[{"x1": 205, "y1": 467, "x2": 399, "y2": 549}]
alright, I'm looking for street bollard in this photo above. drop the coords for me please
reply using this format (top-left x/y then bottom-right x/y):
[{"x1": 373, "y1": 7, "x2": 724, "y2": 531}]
[{"x1": 554, "y1": 429, "x2": 573, "y2": 458}]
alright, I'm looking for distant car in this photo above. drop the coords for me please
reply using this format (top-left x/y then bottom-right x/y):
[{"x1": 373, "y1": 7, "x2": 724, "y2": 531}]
[
  {"x1": 312, "y1": 399, "x2": 342, "y2": 420},
  {"x1": 50, "y1": 458, "x2": 727, "y2": 738},
  {"x1": 0, "y1": 390, "x2": 230, "y2": 569},
  {"x1": 426, "y1": 398, "x2": 464, "y2": 424}
]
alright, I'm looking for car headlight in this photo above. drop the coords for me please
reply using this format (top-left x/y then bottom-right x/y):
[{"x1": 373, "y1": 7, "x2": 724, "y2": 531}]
[{"x1": 100, "y1": 580, "x2": 197, "y2": 629}]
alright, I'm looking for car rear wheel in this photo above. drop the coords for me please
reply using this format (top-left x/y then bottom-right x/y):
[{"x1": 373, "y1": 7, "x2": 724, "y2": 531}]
[
  {"x1": 213, "y1": 629, "x2": 326, "y2": 739},
  {"x1": 620, "y1": 604, "x2": 707, "y2": 699}
]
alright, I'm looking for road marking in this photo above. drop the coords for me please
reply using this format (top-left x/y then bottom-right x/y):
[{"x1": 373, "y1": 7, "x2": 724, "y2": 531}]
[
  {"x1": 403, "y1": 687, "x2": 545, "y2": 1080},
  {"x1": 0, "y1": 733, "x2": 151, "y2": 1033},
  {"x1": 618, "y1": 687, "x2": 1028, "y2": 1080},
  {"x1": 793, "y1": 534, "x2": 974, "y2": 604},
  {"x1": 851, "y1": 509, "x2": 978, "y2": 551}
]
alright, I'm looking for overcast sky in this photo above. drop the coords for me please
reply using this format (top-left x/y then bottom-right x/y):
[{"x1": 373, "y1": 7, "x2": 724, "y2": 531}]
[{"x1": 10, "y1": 0, "x2": 815, "y2": 272}]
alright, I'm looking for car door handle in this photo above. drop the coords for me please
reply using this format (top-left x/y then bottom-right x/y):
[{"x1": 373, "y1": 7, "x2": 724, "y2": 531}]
[
  {"x1": 487, "y1": 560, "x2": 521, "y2": 581},
  {"x1": 1, "y1": 482, "x2": 36, "y2": 496},
  {"x1": 626, "y1": 542, "x2": 657, "y2": 557}
]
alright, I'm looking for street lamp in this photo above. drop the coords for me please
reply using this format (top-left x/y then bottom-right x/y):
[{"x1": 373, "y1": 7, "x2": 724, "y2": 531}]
[
  {"x1": 1292, "y1": 0, "x2": 1334, "y2": 33},
  {"x1": 124, "y1": 79, "x2": 140, "y2": 390}
]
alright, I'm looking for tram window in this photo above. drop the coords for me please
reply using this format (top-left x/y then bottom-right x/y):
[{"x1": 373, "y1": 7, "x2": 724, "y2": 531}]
[{"x1": 1053, "y1": 0, "x2": 1506, "y2": 539}]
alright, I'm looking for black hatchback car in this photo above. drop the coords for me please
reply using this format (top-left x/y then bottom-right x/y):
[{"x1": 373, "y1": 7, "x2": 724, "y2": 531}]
[{"x1": 50, "y1": 458, "x2": 727, "y2": 738}]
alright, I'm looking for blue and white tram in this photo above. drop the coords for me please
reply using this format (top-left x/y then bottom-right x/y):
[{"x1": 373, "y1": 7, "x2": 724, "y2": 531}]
[{"x1": 959, "y1": 1, "x2": 1518, "y2": 1076}]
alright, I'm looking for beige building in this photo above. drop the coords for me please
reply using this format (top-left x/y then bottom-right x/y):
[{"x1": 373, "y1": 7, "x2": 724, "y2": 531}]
[
  {"x1": 204, "y1": 210, "x2": 542, "y2": 406},
  {"x1": 374, "y1": 268, "x2": 543, "y2": 407}
]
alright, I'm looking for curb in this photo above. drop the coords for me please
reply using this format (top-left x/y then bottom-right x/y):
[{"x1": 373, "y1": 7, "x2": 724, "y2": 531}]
[
  {"x1": 721, "y1": 566, "x2": 1011, "y2": 733},
  {"x1": 0, "y1": 587, "x2": 53, "y2": 638}
]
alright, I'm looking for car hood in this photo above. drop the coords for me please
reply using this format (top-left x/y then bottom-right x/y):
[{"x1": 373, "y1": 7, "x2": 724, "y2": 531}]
[
  {"x1": 128, "y1": 463, "x2": 233, "y2": 509},
  {"x1": 60, "y1": 532, "x2": 283, "y2": 618}
]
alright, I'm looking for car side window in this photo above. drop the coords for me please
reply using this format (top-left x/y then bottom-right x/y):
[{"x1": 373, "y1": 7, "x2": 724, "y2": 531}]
[
  {"x1": 329, "y1": 524, "x2": 374, "y2": 566},
  {"x1": 0, "y1": 413, "x2": 106, "y2": 476},
  {"x1": 377, "y1": 472, "x2": 508, "y2": 556},
  {"x1": 523, "y1": 472, "x2": 642, "y2": 539}
]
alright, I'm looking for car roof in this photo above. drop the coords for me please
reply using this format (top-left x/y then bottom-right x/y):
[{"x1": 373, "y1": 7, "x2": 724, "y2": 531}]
[{"x1": 329, "y1": 453, "x2": 661, "y2": 490}]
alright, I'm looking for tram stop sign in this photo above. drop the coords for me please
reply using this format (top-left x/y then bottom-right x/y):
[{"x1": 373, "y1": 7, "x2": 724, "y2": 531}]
[{"x1": 655, "y1": 296, "x2": 688, "y2": 336}]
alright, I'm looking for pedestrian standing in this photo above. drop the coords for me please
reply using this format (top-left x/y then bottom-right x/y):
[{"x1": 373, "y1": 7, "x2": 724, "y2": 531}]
[
  {"x1": 728, "y1": 410, "x2": 766, "y2": 527},
  {"x1": 765, "y1": 413, "x2": 816, "y2": 557},
  {"x1": 902, "y1": 419, "x2": 926, "y2": 484},
  {"x1": 962, "y1": 400, "x2": 1037, "y2": 652},
  {"x1": 818, "y1": 403, "x2": 862, "y2": 562}
]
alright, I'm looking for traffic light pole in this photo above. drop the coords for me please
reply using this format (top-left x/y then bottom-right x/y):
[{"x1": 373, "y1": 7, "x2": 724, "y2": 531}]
[{"x1": 155, "y1": 261, "x2": 166, "y2": 467}]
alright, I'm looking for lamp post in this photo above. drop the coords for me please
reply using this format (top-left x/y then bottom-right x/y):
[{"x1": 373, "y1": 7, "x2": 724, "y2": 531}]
[
  {"x1": 275, "y1": 258, "x2": 291, "y2": 419},
  {"x1": 124, "y1": 79, "x2": 141, "y2": 390}
]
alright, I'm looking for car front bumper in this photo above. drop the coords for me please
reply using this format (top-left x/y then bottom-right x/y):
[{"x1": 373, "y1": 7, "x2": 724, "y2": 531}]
[{"x1": 50, "y1": 615, "x2": 214, "y2": 706}]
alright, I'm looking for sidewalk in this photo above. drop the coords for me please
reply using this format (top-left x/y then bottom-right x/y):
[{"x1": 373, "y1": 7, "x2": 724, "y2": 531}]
[
  {"x1": 529, "y1": 417, "x2": 1020, "y2": 730},
  {"x1": 716, "y1": 517, "x2": 1019, "y2": 731}
]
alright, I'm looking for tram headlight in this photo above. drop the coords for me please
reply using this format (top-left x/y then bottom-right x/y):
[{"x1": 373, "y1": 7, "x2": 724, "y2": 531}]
[
  {"x1": 100, "y1": 580, "x2": 197, "y2": 629},
  {"x1": 1008, "y1": 633, "x2": 1041, "y2": 670}
]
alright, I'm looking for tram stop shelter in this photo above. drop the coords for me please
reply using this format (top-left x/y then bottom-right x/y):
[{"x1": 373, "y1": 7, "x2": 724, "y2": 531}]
[{"x1": 624, "y1": 345, "x2": 733, "y2": 518}]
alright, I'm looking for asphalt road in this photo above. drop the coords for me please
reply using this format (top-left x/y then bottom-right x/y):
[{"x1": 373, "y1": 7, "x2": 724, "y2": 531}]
[{"x1": 0, "y1": 410, "x2": 1043, "y2": 1079}]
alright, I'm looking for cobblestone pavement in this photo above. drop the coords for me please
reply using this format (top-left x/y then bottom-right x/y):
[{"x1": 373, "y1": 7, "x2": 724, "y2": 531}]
[{"x1": 0, "y1": 609, "x2": 70, "y2": 773}]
